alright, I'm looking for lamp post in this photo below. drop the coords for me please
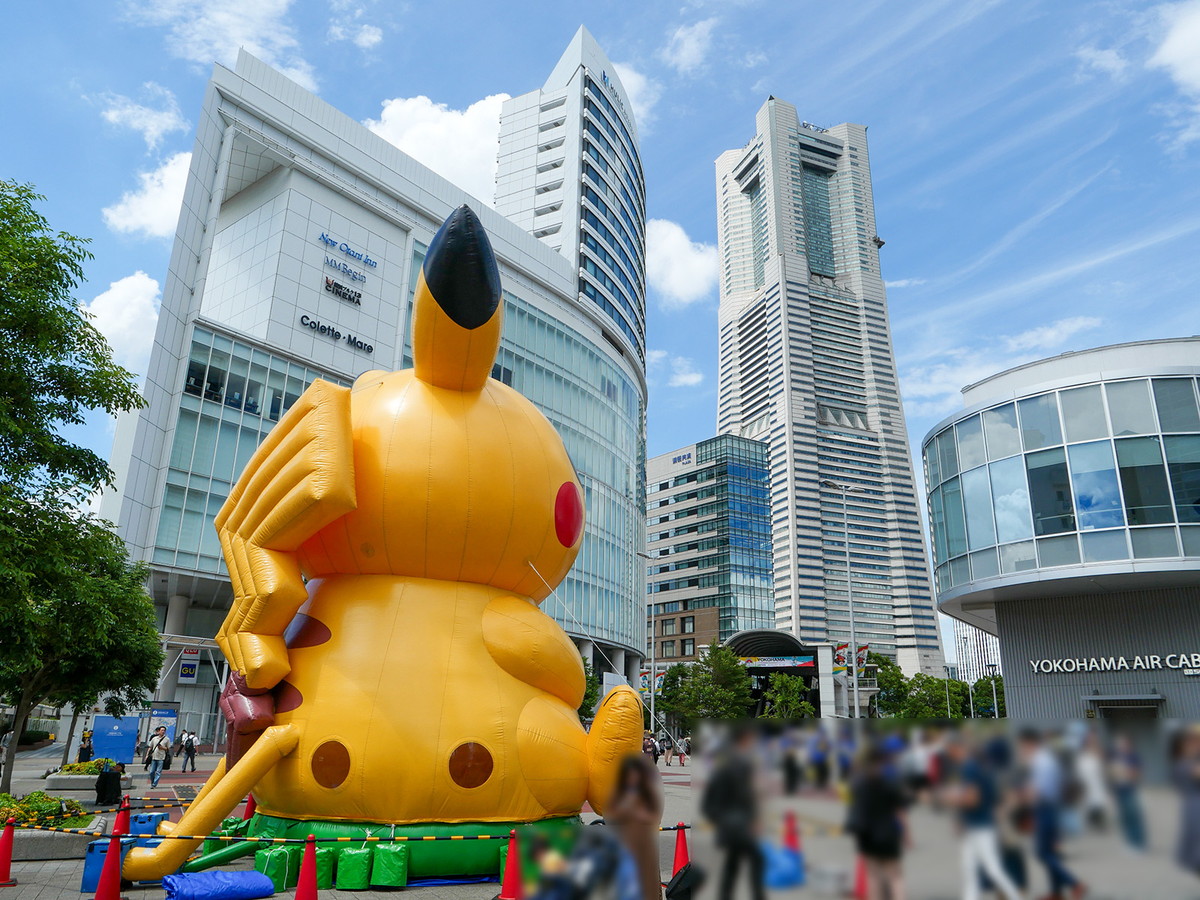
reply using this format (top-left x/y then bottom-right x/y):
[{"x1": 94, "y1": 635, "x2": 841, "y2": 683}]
[
  {"x1": 968, "y1": 679, "x2": 975, "y2": 718},
  {"x1": 636, "y1": 551, "x2": 655, "y2": 730},
  {"x1": 987, "y1": 662, "x2": 1001, "y2": 718},
  {"x1": 821, "y1": 480, "x2": 864, "y2": 719},
  {"x1": 943, "y1": 665, "x2": 953, "y2": 718}
]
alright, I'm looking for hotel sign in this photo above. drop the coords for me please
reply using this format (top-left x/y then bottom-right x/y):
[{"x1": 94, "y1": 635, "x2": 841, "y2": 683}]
[{"x1": 1029, "y1": 652, "x2": 1200, "y2": 674}]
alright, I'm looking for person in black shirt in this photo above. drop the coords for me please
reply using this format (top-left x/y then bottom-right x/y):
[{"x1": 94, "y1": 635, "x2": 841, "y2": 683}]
[
  {"x1": 702, "y1": 726, "x2": 764, "y2": 900},
  {"x1": 847, "y1": 743, "x2": 909, "y2": 900}
]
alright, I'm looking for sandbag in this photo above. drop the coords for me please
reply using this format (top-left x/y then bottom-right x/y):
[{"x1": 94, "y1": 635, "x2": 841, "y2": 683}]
[
  {"x1": 370, "y1": 843, "x2": 408, "y2": 887},
  {"x1": 335, "y1": 847, "x2": 371, "y2": 890},
  {"x1": 315, "y1": 847, "x2": 336, "y2": 890},
  {"x1": 254, "y1": 846, "x2": 301, "y2": 892},
  {"x1": 163, "y1": 871, "x2": 275, "y2": 900}
]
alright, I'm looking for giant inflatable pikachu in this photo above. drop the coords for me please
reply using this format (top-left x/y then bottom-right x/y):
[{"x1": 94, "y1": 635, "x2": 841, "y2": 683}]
[{"x1": 124, "y1": 205, "x2": 643, "y2": 880}]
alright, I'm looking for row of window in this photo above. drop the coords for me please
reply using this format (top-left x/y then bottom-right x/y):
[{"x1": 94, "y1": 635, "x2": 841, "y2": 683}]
[{"x1": 657, "y1": 639, "x2": 696, "y2": 659}]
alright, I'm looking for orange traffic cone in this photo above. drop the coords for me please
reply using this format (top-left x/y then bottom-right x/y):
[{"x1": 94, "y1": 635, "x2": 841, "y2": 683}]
[
  {"x1": 90, "y1": 831, "x2": 129, "y2": 900},
  {"x1": 497, "y1": 829, "x2": 522, "y2": 900},
  {"x1": 783, "y1": 811, "x2": 801, "y2": 854},
  {"x1": 113, "y1": 796, "x2": 130, "y2": 836},
  {"x1": 295, "y1": 835, "x2": 318, "y2": 900},
  {"x1": 0, "y1": 818, "x2": 17, "y2": 887},
  {"x1": 672, "y1": 822, "x2": 690, "y2": 875},
  {"x1": 242, "y1": 794, "x2": 257, "y2": 821},
  {"x1": 852, "y1": 855, "x2": 867, "y2": 900}
]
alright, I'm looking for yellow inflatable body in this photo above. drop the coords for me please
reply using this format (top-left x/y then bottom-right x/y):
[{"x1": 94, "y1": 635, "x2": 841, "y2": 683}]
[{"x1": 124, "y1": 205, "x2": 642, "y2": 879}]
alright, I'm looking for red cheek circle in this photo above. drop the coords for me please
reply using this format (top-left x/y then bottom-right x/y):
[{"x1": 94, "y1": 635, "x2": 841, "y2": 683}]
[{"x1": 555, "y1": 482, "x2": 584, "y2": 547}]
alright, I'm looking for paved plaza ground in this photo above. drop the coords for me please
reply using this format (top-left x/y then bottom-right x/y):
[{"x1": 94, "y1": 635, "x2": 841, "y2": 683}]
[{"x1": 5, "y1": 745, "x2": 1199, "y2": 900}]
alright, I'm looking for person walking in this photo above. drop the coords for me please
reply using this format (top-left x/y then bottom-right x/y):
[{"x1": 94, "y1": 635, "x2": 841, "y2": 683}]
[
  {"x1": 1019, "y1": 729, "x2": 1086, "y2": 900},
  {"x1": 702, "y1": 725, "x2": 765, "y2": 900},
  {"x1": 180, "y1": 731, "x2": 198, "y2": 772},
  {"x1": 846, "y1": 744, "x2": 909, "y2": 900},
  {"x1": 1174, "y1": 725, "x2": 1200, "y2": 879},
  {"x1": 944, "y1": 736, "x2": 1022, "y2": 900},
  {"x1": 1107, "y1": 734, "x2": 1146, "y2": 852},
  {"x1": 606, "y1": 753, "x2": 664, "y2": 900},
  {"x1": 145, "y1": 725, "x2": 171, "y2": 789},
  {"x1": 77, "y1": 734, "x2": 94, "y2": 763},
  {"x1": 664, "y1": 735, "x2": 676, "y2": 767}
]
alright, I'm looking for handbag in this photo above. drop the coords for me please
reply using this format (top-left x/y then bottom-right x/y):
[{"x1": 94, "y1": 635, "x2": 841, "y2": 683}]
[
  {"x1": 163, "y1": 748, "x2": 173, "y2": 770},
  {"x1": 664, "y1": 861, "x2": 705, "y2": 900}
]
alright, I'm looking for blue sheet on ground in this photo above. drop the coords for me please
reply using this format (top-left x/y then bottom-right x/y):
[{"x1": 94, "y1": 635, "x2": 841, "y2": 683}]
[
  {"x1": 162, "y1": 871, "x2": 276, "y2": 900},
  {"x1": 761, "y1": 841, "x2": 804, "y2": 888}
]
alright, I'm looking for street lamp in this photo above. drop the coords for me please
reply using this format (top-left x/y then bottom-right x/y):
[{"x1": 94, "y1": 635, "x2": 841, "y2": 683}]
[
  {"x1": 987, "y1": 662, "x2": 1001, "y2": 718},
  {"x1": 943, "y1": 665, "x2": 953, "y2": 718},
  {"x1": 967, "y1": 679, "x2": 975, "y2": 718},
  {"x1": 821, "y1": 480, "x2": 865, "y2": 719}
]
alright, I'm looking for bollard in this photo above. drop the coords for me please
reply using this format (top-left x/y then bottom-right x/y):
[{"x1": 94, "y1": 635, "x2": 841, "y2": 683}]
[
  {"x1": 90, "y1": 830, "x2": 129, "y2": 900},
  {"x1": 496, "y1": 829, "x2": 522, "y2": 900},
  {"x1": 113, "y1": 796, "x2": 130, "y2": 836},
  {"x1": 783, "y1": 810, "x2": 801, "y2": 854},
  {"x1": 672, "y1": 822, "x2": 690, "y2": 876},
  {"x1": 852, "y1": 854, "x2": 867, "y2": 900},
  {"x1": 294, "y1": 835, "x2": 318, "y2": 900},
  {"x1": 0, "y1": 818, "x2": 17, "y2": 887}
]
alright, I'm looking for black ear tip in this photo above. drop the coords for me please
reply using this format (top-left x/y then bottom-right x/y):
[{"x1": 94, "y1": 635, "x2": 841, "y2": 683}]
[{"x1": 423, "y1": 205, "x2": 502, "y2": 330}]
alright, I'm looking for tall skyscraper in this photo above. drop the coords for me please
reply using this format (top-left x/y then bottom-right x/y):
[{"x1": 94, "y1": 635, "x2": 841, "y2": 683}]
[
  {"x1": 715, "y1": 97, "x2": 944, "y2": 675},
  {"x1": 954, "y1": 620, "x2": 1001, "y2": 685}
]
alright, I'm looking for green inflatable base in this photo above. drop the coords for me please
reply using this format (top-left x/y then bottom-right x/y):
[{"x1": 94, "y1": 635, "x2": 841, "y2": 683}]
[{"x1": 187, "y1": 813, "x2": 581, "y2": 879}]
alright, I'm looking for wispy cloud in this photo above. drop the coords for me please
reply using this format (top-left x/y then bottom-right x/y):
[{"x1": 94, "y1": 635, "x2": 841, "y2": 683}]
[
  {"x1": 885, "y1": 278, "x2": 927, "y2": 289},
  {"x1": 1148, "y1": 0, "x2": 1200, "y2": 151},
  {"x1": 646, "y1": 219, "x2": 718, "y2": 309},
  {"x1": 97, "y1": 83, "x2": 189, "y2": 150},
  {"x1": 1075, "y1": 46, "x2": 1129, "y2": 81},
  {"x1": 1003, "y1": 316, "x2": 1102, "y2": 352},
  {"x1": 660, "y1": 18, "x2": 719, "y2": 75},
  {"x1": 613, "y1": 62, "x2": 662, "y2": 129},
  {"x1": 648, "y1": 350, "x2": 705, "y2": 388}
]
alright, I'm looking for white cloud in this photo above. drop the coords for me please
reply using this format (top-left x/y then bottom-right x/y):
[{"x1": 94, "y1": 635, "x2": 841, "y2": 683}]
[
  {"x1": 660, "y1": 17, "x2": 718, "y2": 75},
  {"x1": 646, "y1": 349, "x2": 668, "y2": 367},
  {"x1": 646, "y1": 219, "x2": 719, "y2": 309},
  {"x1": 742, "y1": 50, "x2": 768, "y2": 68},
  {"x1": 98, "y1": 83, "x2": 189, "y2": 150},
  {"x1": 102, "y1": 152, "x2": 191, "y2": 239},
  {"x1": 82, "y1": 272, "x2": 162, "y2": 377},
  {"x1": 1003, "y1": 316, "x2": 1102, "y2": 352},
  {"x1": 885, "y1": 278, "x2": 927, "y2": 289},
  {"x1": 1075, "y1": 46, "x2": 1128, "y2": 80},
  {"x1": 329, "y1": 22, "x2": 382, "y2": 49},
  {"x1": 1148, "y1": 0, "x2": 1200, "y2": 149},
  {"x1": 613, "y1": 62, "x2": 662, "y2": 129},
  {"x1": 365, "y1": 94, "x2": 509, "y2": 206},
  {"x1": 128, "y1": 0, "x2": 316, "y2": 92},
  {"x1": 668, "y1": 357, "x2": 704, "y2": 388}
]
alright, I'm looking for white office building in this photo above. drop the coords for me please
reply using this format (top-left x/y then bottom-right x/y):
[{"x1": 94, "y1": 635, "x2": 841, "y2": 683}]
[
  {"x1": 102, "y1": 39, "x2": 647, "y2": 739},
  {"x1": 714, "y1": 97, "x2": 944, "y2": 676},
  {"x1": 954, "y1": 620, "x2": 1002, "y2": 685}
]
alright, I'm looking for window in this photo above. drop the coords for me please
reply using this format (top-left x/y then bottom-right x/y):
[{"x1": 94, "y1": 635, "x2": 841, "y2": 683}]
[
  {"x1": 660, "y1": 641, "x2": 676, "y2": 659},
  {"x1": 961, "y1": 466, "x2": 996, "y2": 550},
  {"x1": 681, "y1": 616, "x2": 695, "y2": 634},
  {"x1": 681, "y1": 639, "x2": 695, "y2": 657},
  {"x1": 660, "y1": 618, "x2": 677, "y2": 636},
  {"x1": 983, "y1": 403, "x2": 1021, "y2": 460},
  {"x1": 936, "y1": 429, "x2": 959, "y2": 479},
  {"x1": 1116, "y1": 437, "x2": 1174, "y2": 525},
  {"x1": 1107, "y1": 381, "x2": 1156, "y2": 436},
  {"x1": 1026, "y1": 448, "x2": 1075, "y2": 535},
  {"x1": 1060, "y1": 385, "x2": 1108, "y2": 443},
  {"x1": 1018, "y1": 393, "x2": 1062, "y2": 450},
  {"x1": 1081, "y1": 529, "x2": 1128, "y2": 562},
  {"x1": 1131, "y1": 527, "x2": 1179, "y2": 559},
  {"x1": 990, "y1": 456, "x2": 1033, "y2": 543},
  {"x1": 955, "y1": 415, "x2": 986, "y2": 470},
  {"x1": 1154, "y1": 379, "x2": 1200, "y2": 432},
  {"x1": 1165, "y1": 435, "x2": 1200, "y2": 523},
  {"x1": 941, "y1": 477, "x2": 967, "y2": 557},
  {"x1": 1067, "y1": 441, "x2": 1123, "y2": 530}
]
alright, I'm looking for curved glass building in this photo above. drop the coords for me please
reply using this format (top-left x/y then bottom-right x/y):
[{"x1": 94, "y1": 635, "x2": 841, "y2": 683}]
[
  {"x1": 103, "y1": 36, "x2": 647, "y2": 741},
  {"x1": 923, "y1": 338, "x2": 1200, "y2": 718}
]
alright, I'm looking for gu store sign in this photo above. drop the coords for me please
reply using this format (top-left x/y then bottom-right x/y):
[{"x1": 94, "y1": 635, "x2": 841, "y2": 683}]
[{"x1": 1029, "y1": 652, "x2": 1200, "y2": 674}]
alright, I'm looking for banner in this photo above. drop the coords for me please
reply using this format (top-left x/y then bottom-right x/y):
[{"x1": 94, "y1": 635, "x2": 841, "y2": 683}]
[
  {"x1": 833, "y1": 643, "x2": 849, "y2": 673},
  {"x1": 740, "y1": 656, "x2": 814, "y2": 669},
  {"x1": 856, "y1": 644, "x2": 870, "y2": 676},
  {"x1": 91, "y1": 715, "x2": 137, "y2": 764},
  {"x1": 638, "y1": 670, "x2": 665, "y2": 696},
  {"x1": 177, "y1": 647, "x2": 200, "y2": 684}
]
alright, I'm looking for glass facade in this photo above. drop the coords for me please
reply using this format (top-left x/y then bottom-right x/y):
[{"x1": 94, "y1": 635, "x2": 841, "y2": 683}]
[{"x1": 924, "y1": 376, "x2": 1200, "y2": 594}]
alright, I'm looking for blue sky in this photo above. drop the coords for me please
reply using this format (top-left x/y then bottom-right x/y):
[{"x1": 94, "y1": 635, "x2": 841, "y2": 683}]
[{"x1": 5, "y1": 0, "x2": 1200, "y2": 484}]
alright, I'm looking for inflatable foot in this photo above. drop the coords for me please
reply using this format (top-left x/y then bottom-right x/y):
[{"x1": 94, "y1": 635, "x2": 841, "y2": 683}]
[{"x1": 585, "y1": 686, "x2": 643, "y2": 814}]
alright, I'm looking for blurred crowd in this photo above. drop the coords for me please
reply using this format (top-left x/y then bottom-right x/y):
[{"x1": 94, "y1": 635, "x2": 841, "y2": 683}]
[{"x1": 694, "y1": 719, "x2": 1200, "y2": 900}]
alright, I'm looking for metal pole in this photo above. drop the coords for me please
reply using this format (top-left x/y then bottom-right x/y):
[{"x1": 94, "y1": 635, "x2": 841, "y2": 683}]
[
  {"x1": 988, "y1": 663, "x2": 1000, "y2": 717},
  {"x1": 843, "y1": 487, "x2": 860, "y2": 720},
  {"x1": 637, "y1": 552, "x2": 654, "y2": 731},
  {"x1": 944, "y1": 665, "x2": 952, "y2": 718},
  {"x1": 968, "y1": 680, "x2": 975, "y2": 718}
]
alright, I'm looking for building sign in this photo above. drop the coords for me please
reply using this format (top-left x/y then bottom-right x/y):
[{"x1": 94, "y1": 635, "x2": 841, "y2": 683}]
[
  {"x1": 177, "y1": 647, "x2": 200, "y2": 685},
  {"x1": 325, "y1": 277, "x2": 362, "y2": 306},
  {"x1": 1029, "y1": 652, "x2": 1200, "y2": 674},
  {"x1": 672, "y1": 452, "x2": 692, "y2": 465},
  {"x1": 740, "y1": 656, "x2": 814, "y2": 669},
  {"x1": 299, "y1": 314, "x2": 374, "y2": 354},
  {"x1": 318, "y1": 232, "x2": 379, "y2": 268}
]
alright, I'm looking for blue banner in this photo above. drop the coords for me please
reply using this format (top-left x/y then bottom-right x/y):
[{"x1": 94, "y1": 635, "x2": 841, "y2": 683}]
[{"x1": 91, "y1": 716, "x2": 137, "y2": 764}]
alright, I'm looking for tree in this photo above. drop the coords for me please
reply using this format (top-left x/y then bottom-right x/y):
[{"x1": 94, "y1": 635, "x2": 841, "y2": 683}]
[
  {"x1": 759, "y1": 672, "x2": 816, "y2": 720},
  {"x1": 0, "y1": 495, "x2": 163, "y2": 793},
  {"x1": 661, "y1": 642, "x2": 752, "y2": 730},
  {"x1": 972, "y1": 674, "x2": 1005, "y2": 718},
  {"x1": 869, "y1": 652, "x2": 909, "y2": 717},
  {"x1": 578, "y1": 655, "x2": 601, "y2": 719},
  {"x1": 899, "y1": 673, "x2": 971, "y2": 719},
  {"x1": 0, "y1": 180, "x2": 143, "y2": 499}
]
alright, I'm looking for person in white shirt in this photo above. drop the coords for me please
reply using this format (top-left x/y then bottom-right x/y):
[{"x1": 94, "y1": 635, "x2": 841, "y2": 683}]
[{"x1": 145, "y1": 726, "x2": 171, "y2": 788}]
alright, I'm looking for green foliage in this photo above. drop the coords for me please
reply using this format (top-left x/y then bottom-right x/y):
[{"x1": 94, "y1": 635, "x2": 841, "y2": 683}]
[
  {"x1": 660, "y1": 642, "x2": 752, "y2": 730},
  {"x1": 0, "y1": 180, "x2": 143, "y2": 499},
  {"x1": 869, "y1": 652, "x2": 909, "y2": 717},
  {"x1": 901, "y1": 672, "x2": 971, "y2": 719},
  {"x1": 18, "y1": 730, "x2": 50, "y2": 744},
  {"x1": 578, "y1": 656, "x2": 601, "y2": 717},
  {"x1": 972, "y1": 674, "x2": 1005, "y2": 717},
  {"x1": 0, "y1": 790, "x2": 90, "y2": 827},
  {"x1": 759, "y1": 672, "x2": 815, "y2": 720},
  {"x1": 58, "y1": 757, "x2": 116, "y2": 776},
  {"x1": 0, "y1": 494, "x2": 163, "y2": 793}
]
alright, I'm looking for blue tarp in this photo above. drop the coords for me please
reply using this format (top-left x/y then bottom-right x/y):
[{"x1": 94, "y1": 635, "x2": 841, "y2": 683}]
[{"x1": 162, "y1": 871, "x2": 275, "y2": 900}]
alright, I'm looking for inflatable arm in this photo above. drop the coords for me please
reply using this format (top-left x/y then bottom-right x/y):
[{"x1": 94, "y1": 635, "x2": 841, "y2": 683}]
[{"x1": 214, "y1": 379, "x2": 357, "y2": 690}]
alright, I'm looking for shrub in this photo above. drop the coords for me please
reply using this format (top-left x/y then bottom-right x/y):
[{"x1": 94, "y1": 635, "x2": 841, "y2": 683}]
[
  {"x1": 0, "y1": 790, "x2": 91, "y2": 827},
  {"x1": 58, "y1": 758, "x2": 116, "y2": 776},
  {"x1": 18, "y1": 730, "x2": 51, "y2": 744}
]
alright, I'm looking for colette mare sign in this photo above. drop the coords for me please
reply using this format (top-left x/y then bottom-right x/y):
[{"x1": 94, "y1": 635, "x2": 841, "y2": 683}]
[{"x1": 1030, "y1": 653, "x2": 1200, "y2": 675}]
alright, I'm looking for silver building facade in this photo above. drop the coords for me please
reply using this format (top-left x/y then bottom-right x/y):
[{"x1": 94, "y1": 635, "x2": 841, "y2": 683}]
[
  {"x1": 924, "y1": 338, "x2": 1200, "y2": 718},
  {"x1": 715, "y1": 97, "x2": 944, "y2": 676},
  {"x1": 102, "y1": 47, "x2": 646, "y2": 739}
]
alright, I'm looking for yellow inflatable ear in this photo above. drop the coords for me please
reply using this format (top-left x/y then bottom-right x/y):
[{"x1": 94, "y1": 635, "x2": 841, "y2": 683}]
[{"x1": 412, "y1": 204, "x2": 502, "y2": 392}]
